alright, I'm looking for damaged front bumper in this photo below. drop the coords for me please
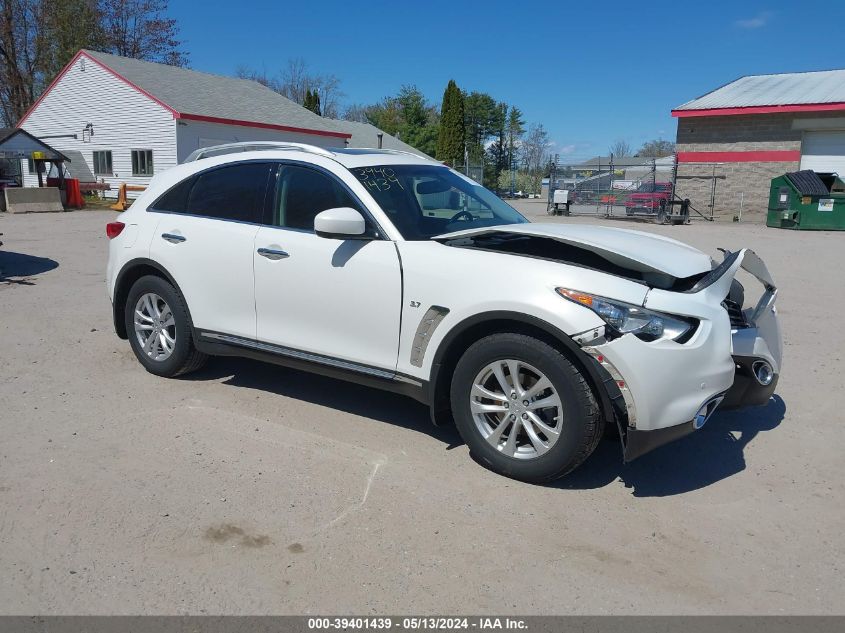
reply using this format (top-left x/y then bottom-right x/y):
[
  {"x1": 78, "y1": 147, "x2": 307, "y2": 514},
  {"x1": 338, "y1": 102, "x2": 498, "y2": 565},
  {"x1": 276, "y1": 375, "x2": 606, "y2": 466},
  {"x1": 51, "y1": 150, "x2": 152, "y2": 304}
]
[{"x1": 576, "y1": 248, "x2": 782, "y2": 462}]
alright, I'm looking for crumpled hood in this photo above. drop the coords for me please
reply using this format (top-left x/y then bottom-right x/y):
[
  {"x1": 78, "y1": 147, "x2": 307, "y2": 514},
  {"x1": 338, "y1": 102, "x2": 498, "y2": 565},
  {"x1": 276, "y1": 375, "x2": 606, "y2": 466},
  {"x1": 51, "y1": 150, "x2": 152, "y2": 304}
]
[{"x1": 435, "y1": 223, "x2": 713, "y2": 278}]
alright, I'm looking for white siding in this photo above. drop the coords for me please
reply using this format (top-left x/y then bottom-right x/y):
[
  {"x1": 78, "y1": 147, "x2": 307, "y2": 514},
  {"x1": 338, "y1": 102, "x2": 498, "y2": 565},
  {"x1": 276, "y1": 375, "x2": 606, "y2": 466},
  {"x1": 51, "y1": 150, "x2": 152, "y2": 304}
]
[
  {"x1": 176, "y1": 119, "x2": 343, "y2": 163},
  {"x1": 20, "y1": 54, "x2": 176, "y2": 197}
]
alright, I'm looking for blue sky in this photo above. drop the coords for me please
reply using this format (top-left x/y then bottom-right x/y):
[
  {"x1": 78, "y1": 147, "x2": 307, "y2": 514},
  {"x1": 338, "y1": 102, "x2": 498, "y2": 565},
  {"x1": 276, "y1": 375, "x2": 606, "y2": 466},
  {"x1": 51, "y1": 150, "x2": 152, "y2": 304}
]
[{"x1": 170, "y1": 0, "x2": 845, "y2": 161}]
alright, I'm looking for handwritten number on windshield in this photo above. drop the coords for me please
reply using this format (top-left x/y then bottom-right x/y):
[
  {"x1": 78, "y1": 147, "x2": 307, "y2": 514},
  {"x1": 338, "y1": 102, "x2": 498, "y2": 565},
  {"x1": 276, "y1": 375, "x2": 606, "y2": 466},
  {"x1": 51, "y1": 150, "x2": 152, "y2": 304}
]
[{"x1": 356, "y1": 167, "x2": 404, "y2": 192}]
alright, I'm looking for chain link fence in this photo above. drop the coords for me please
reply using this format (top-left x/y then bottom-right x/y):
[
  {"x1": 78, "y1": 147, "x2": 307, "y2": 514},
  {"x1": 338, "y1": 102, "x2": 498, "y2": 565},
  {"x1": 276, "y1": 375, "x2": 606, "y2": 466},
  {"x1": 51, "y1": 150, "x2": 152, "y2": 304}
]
[{"x1": 543, "y1": 155, "x2": 718, "y2": 224}]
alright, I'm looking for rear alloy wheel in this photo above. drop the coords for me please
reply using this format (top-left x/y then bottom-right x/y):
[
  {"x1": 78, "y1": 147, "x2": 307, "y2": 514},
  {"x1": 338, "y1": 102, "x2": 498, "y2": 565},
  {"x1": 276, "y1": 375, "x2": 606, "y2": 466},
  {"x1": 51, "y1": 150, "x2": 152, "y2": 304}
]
[
  {"x1": 124, "y1": 275, "x2": 207, "y2": 377},
  {"x1": 133, "y1": 292, "x2": 176, "y2": 361},
  {"x1": 450, "y1": 333, "x2": 603, "y2": 482}
]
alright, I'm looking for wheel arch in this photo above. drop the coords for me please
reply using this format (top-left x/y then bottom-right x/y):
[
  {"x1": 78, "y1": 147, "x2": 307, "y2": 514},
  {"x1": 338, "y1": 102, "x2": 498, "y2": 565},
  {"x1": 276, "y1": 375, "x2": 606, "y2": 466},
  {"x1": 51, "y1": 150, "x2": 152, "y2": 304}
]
[
  {"x1": 427, "y1": 311, "x2": 615, "y2": 428},
  {"x1": 112, "y1": 258, "x2": 191, "y2": 339}
]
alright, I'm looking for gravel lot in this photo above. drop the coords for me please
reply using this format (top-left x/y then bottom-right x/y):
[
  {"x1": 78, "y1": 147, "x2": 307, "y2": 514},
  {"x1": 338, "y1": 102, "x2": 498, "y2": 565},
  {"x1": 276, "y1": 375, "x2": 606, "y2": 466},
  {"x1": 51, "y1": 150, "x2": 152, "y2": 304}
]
[{"x1": 0, "y1": 205, "x2": 843, "y2": 615}]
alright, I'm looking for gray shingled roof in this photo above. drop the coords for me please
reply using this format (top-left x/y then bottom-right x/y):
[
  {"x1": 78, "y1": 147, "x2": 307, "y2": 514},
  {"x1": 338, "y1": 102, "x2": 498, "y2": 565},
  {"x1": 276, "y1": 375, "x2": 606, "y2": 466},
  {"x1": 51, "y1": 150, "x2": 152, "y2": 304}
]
[
  {"x1": 83, "y1": 50, "x2": 349, "y2": 137},
  {"x1": 675, "y1": 68, "x2": 845, "y2": 111},
  {"x1": 324, "y1": 119, "x2": 435, "y2": 159}
]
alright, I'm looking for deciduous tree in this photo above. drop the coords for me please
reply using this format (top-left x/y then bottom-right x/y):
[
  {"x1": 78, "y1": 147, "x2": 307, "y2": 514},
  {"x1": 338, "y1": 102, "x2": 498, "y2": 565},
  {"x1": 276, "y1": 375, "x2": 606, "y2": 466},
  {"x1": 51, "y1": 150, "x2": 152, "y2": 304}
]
[
  {"x1": 637, "y1": 139, "x2": 675, "y2": 157},
  {"x1": 610, "y1": 139, "x2": 631, "y2": 158},
  {"x1": 238, "y1": 58, "x2": 344, "y2": 118},
  {"x1": 100, "y1": 0, "x2": 187, "y2": 66},
  {"x1": 1, "y1": 0, "x2": 185, "y2": 125},
  {"x1": 521, "y1": 123, "x2": 550, "y2": 175}
]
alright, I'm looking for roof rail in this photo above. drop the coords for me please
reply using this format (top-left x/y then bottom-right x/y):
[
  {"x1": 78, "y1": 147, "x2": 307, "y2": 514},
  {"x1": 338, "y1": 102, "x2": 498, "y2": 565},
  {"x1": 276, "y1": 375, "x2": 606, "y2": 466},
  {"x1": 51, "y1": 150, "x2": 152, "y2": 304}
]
[
  {"x1": 183, "y1": 141, "x2": 335, "y2": 163},
  {"x1": 365, "y1": 148, "x2": 424, "y2": 159}
]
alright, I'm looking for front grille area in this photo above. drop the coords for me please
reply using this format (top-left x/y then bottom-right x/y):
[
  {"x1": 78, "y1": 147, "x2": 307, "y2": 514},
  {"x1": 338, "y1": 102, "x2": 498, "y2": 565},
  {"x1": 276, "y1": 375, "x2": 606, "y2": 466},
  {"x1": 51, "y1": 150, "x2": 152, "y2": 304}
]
[{"x1": 722, "y1": 298, "x2": 748, "y2": 328}]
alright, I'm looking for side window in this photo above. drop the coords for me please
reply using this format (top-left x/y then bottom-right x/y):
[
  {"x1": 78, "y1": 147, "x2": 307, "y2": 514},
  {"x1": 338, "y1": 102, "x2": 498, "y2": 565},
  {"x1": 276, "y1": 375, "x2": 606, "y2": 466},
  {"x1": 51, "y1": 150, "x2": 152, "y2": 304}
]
[
  {"x1": 272, "y1": 165, "x2": 359, "y2": 231},
  {"x1": 152, "y1": 176, "x2": 194, "y2": 213},
  {"x1": 187, "y1": 162, "x2": 270, "y2": 222},
  {"x1": 151, "y1": 162, "x2": 271, "y2": 223}
]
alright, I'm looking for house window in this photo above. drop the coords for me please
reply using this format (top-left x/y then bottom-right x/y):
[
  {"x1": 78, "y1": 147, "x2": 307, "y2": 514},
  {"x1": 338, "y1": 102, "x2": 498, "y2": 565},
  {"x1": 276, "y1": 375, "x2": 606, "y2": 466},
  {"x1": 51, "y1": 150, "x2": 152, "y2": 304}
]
[
  {"x1": 93, "y1": 151, "x2": 113, "y2": 175},
  {"x1": 131, "y1": 149, "x2": 154, "y2": 176},
  {"x1": 24, "y1": 158, "x2": 44, "y2": 174}
]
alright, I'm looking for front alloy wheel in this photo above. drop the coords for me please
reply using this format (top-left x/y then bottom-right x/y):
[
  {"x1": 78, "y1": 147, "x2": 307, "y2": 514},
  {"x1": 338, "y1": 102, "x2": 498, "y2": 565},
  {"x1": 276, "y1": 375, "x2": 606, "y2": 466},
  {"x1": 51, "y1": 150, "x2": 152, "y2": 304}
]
[
  {"x1": 450, "y1": 333, "x2": 603, "y2": 482},
  {"x1": 471, "y1": 359, "x2": 563, "y2": 459},
  {"x1": 133, "y1": 292, "x2": 176, "y2": 361}
]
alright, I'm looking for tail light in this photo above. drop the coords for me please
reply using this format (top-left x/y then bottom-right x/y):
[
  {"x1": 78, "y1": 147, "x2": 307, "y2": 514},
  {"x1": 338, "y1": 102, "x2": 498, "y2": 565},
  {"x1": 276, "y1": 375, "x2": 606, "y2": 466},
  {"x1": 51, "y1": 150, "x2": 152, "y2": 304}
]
[{"x1": 106, "y1": 221, "x2": 125, "y2": 239}]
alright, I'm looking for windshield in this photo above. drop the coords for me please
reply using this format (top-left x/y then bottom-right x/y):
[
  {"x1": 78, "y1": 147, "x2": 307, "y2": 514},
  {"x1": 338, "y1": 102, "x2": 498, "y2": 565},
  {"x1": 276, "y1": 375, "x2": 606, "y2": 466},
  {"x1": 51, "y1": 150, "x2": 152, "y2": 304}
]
[
  {"x1": 637, "y1": 182, "x2": 671, "y2": 193},
  {"x1": 349, "y1": 164, "x2": 528, "y2": 240}
]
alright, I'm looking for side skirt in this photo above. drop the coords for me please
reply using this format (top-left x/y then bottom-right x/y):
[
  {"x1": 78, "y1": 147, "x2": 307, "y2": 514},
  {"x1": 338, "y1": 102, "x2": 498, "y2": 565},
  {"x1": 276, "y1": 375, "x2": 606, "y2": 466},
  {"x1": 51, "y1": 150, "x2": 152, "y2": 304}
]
[{"x1": 194, "y1": 331, "x2": 430, "y2": 405}]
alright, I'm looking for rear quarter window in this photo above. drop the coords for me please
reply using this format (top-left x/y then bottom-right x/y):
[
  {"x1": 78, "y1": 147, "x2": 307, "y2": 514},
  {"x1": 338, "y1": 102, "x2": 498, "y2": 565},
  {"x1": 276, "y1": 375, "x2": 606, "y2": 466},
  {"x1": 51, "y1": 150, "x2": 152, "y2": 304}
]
[{"x1": 150, "y1": 162, "x2": 272, "y2": 223}]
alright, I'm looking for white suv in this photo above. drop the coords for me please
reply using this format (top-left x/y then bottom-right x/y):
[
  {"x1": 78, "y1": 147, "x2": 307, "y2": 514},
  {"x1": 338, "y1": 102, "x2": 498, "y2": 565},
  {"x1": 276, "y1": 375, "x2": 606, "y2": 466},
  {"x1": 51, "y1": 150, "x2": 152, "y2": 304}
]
[{"x1": 106, "y1": 142, "x2": 782, "y2": 482}]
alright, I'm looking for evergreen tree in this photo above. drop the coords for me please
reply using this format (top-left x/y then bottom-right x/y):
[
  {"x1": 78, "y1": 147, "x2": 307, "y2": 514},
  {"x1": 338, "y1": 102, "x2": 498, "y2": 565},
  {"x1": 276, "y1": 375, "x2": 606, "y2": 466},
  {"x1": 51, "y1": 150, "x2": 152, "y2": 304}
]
[
  {"x1": 506, "y1": 106, "x2": 525, "y2": 170},
  {"x1": 463, "y1": 91, "x2": 499, "y2": 164},
  {"x1": 302, "y1": 88, "x2": 322, "y2": 115},
  {"x1": 436, "y1": 80, "x2": 465, "y2": 167}
]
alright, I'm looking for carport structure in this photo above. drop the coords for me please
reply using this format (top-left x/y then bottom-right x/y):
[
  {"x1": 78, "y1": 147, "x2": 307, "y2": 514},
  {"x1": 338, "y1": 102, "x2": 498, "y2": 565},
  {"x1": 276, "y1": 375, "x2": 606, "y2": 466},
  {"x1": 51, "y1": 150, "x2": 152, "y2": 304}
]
[{"x1": 0, "y1": 128, "x2": 69, "y2": 188}]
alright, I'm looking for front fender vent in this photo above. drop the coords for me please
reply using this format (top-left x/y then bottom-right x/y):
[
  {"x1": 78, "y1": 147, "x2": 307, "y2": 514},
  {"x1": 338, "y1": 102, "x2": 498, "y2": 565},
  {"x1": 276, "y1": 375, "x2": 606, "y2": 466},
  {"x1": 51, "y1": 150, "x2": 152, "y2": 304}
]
[{"x1": 410, "y1": 306, "x2": 450, "y2": 367}]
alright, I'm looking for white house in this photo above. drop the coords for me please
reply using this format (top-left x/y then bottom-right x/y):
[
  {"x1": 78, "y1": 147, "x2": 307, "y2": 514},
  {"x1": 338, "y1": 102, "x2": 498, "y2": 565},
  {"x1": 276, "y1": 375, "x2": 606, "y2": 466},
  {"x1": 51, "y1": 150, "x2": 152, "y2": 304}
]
[{"x1": 17, "y1": 50, "x2": 357, "y2": 197}]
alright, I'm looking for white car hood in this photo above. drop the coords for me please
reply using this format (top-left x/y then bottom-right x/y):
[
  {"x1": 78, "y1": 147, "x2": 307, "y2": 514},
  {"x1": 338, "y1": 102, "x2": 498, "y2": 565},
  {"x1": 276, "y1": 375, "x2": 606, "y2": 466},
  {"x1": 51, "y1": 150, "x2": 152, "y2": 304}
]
[{"x1": 435, "y1": 223, "x2": 713, "y2": 278}]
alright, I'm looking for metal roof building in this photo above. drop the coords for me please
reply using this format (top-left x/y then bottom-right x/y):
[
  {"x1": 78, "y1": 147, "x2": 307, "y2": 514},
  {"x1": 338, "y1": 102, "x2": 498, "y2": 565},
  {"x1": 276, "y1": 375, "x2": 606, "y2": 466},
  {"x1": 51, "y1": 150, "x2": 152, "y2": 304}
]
[
  {"x1": 671, "y1": 68, "x2": 845, "y2": 218},
  {"x1": 673, "y1": 69, "x2": 845, "y2": 114}
]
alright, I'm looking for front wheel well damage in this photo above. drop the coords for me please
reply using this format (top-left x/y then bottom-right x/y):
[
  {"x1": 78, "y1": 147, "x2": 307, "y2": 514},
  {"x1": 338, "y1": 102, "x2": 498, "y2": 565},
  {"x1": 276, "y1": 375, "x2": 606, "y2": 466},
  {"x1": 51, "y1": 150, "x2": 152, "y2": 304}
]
[{"x1": 427, "y1": 314, "x2": 616, "y2": 429}]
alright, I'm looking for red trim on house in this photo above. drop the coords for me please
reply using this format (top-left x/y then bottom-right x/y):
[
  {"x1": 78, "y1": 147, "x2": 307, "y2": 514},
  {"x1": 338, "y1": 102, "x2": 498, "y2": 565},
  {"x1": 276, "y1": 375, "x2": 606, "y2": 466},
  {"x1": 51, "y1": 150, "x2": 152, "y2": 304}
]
[
  {"x1": 18, "y1": 50, "x2": 352, "y2": 140},
  {"x1": 82, "y1": 52, "x2": 180, "y2": 116},
  {"x1": 17, "y1": 51, "x2": 86, "y2": 125},
  {"x1": 677, "y1": 150, "x2": 801, "y2": 163},
  {"x1": 672, "y1": 102, "x2": 845, "y2": 118},
  {"x1": 176, "y1": 113, "x2": 351, "y2": 139},
  {"x1": 18, "y1": 50, "x2": 180, "y2": 126}
]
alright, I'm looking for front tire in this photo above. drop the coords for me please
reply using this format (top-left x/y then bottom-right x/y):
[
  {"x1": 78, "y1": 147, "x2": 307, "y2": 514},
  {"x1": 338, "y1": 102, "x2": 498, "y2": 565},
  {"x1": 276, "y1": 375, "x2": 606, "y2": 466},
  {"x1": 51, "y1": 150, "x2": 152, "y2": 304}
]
[
  {"x1": 124, "y1": 275, "x2": 207, "y2": 377},
  {"x1": 450, "y1": 333, "x2": 603, "y2": 483}
]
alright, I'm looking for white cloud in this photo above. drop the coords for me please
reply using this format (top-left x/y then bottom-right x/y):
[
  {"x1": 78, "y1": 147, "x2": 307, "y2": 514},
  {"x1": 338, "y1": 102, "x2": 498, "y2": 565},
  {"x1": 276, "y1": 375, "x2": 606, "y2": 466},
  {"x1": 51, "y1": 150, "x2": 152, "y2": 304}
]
[{"x1": 734, "y1": 11, "x2": 772, "y2": 29}]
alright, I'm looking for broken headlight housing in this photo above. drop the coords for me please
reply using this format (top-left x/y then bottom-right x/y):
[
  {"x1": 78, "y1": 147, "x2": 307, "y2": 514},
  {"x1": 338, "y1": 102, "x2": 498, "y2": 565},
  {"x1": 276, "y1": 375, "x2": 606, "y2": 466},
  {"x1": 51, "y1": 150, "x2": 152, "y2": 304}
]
[{"x1": 557, "y1": 288, "x2": 696, "y2": 342}]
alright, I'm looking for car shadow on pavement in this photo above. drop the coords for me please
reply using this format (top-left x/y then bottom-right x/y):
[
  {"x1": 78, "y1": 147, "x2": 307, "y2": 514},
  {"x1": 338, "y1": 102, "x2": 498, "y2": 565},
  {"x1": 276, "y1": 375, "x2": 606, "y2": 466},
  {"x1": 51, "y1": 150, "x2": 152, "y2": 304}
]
[
  {"x1": 185, "y1": 357, "x2": 462, "y2": 446},
  {"x1": 559, "y1": 395, "x2": 787, "y2": 497},
  {"x1": 184, "y1": 358, "x2": 785, "y2": 496},
  {"x1": 0, "y1": 250, "x2": 59, "y2": 284}
]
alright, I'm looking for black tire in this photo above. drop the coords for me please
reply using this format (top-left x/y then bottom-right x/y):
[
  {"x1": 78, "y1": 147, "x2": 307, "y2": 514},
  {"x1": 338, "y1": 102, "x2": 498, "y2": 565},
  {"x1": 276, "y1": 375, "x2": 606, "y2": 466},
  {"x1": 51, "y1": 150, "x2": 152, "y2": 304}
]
[
  {"x1": 450, "y1": 333, "x2": 603, "y2": 483},
  {"x1": 124, "y1": 275, "x2": 207, "y2": 377}
]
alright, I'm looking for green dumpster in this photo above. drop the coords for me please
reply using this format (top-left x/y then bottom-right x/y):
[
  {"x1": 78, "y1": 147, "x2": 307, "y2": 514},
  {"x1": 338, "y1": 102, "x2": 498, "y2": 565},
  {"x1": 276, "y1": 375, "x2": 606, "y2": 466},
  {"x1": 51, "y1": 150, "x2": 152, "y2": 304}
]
[{"x1": 767, "y1": 170, "x2": 845, "y2": 230}]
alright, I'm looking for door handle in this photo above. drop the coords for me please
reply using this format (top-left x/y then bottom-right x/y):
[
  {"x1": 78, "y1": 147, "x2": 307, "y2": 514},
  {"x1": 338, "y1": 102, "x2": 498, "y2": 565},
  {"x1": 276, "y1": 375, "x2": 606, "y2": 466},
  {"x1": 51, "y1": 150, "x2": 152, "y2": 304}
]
[
  {"x1": 161, "y1": 232, "x2": 186, "y2": 243},
  {"x1": 257, "y1": 247, "x2": 289, "y2": 260}
]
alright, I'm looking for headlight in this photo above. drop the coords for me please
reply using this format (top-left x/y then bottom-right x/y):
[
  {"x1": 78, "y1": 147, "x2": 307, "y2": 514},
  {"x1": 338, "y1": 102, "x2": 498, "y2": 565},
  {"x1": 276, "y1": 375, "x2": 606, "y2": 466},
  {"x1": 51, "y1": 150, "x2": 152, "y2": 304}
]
[{"x1": 557, "y1": 288, "x2": 695, "y2": 342}]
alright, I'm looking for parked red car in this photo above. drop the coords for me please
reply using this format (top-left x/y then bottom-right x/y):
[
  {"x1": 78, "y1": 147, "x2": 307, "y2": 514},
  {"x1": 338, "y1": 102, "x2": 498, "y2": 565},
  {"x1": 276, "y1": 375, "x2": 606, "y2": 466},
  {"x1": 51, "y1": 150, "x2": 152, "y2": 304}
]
[{"x1": 625, "y1": 181, "x2": 673, "y2": 216}]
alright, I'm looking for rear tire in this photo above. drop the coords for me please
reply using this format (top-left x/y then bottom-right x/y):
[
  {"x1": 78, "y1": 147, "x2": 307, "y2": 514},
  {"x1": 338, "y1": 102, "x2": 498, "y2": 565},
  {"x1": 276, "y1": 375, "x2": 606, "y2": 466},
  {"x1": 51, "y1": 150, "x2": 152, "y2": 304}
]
[
  {"x1": 124, "y1": 275, "x2": 207, "y2": 377},
  {"x1": 450, "y1": 333, "x2": 603, "y2": 483}
]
